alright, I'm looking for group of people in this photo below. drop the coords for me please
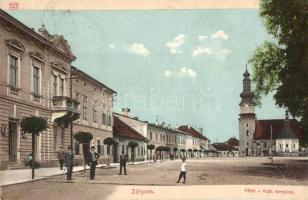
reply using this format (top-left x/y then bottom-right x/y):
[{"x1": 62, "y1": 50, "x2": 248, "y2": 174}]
[
  {"x1": 57, "y1": 146, "x2": 129, "y2": 180},
  {"x1": 57, "y1": 146, "x2": 188, "y2": 183}
]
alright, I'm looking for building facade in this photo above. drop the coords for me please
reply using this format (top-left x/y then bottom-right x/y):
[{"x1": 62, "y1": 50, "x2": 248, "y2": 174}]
[
  {"x1": 113, "y1": 116, "x2": 147, "y2": 162},
  {"x1": 0, "y1": 10, "x2": 78, "y2": 169},
  {"x1": 71, "y1": 66, "x2": 116, "y2": 165}
]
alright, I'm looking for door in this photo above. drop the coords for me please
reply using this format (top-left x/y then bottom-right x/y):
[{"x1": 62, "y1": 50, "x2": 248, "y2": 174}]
[
  {"x1": 113, "y1": 143, "x2": 118, "y2": 163},
  {"x1": 9, "y1": 121, "x2": 18, "y2": 162},
  {"x1": 131, "y1": 147, "x2": 135, "y2": 162}
]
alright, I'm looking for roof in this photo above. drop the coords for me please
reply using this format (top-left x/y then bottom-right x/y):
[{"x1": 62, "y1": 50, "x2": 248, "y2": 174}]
[
  {"x1": 113, "y1": 116, "x2": 147, "y2": 141},
  {"x1": 177, "y1": 125, "x2": 209, "y2": 141},
  {"x1": 226, "y1": 137, "x2": 239, "y2": 146},
  {"x1": 212, "y1": 143, "x2": 238, "y2": 151},
  {"x1": 0, "y1": 9, "x2": 75, "y2": 61},
  {"x1": 71, "y1": 66, "x2": 116, "y2": 94},
  {"x1": 254, "y1": 119, "x2": 304, "y2": 140}
]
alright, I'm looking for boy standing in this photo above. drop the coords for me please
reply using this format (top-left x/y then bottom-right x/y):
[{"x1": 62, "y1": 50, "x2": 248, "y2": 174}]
[{"x1": 176, "y1": 157, "x2": 187, "y2": 184}]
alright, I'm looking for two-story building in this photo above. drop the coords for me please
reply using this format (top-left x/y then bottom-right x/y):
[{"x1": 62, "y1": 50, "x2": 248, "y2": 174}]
[
  {"x1": 71, "y1": 66, "x2": 116, "y2": 165},
  {"x1": 0, "y1": 10, "x2": 79, "y2": 169}
]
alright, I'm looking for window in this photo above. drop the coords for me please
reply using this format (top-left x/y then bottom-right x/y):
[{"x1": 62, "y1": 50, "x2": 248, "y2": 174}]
[
  {"x1": 102, "y1": 113, "x2": 107, "y2": 125},
  {"x1": 107, "y1": 114, "x2": 111, "y2": 126},
  {"x1": 9, "y1": 55, "x2": 18, "y2": 87},
  {"x1": 75, "y1": 142, "x2": 80, "y2": 155},
  {"x1": 138, "y1": 147, "x2": 140, "y2": 156},
  {"x1": 33, "y1": 66, "x2": 40, "y2": 95},
  {"x1": 122, "y1": 145, "x2": 124, "y2": 153},
  {"x1": 97, "y1": 139, "x2": 101, "y2": 154},
  {"x1": 286, "y1": 144, "x2": 288, "y2": 148},
  {"x1": 280, "y1": 144, "x2": 282, "y2": 149},
  {"x1": 141, "y1": 147, "x2": 143, "y2": 156},
  {"x1": 150, "y1": 132, "x2": 152, "y2": 140},
  {"x1": 53, "y1": 75, "x2": 57, "y2": 96},
  {"x1": 102, "y1": 145, "x2": 105, "y2": 155},
  {"x1": 82, "y1": 96, "x2": 88, "y2": 119},
  {"x1": 93, "y1": 100, "x2": 97, "y2": 123},
  {"x1": 247, "y1": 142, "x2": 249, "y2": 146},
  {"x1": 246, "y1": 123, "x2": 248, "y2": 127},
  {"x1": 156, "y1": 134, "x2": 158, "y2": 141},
  {"x1": 294, "y1": 144, "x2": 296, "y2": 149},
  {"x1": 264, "y1": 143, "x2": 267, "y2": 148},
  {"x1": 246, "y1": 130, "x2": 249, "y2": 136},
  {"x1": 59, "y1": 78, "x2": 64, "y2": 96}
]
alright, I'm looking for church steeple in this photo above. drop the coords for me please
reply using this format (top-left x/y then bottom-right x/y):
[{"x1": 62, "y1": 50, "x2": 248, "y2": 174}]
[{"x1": 240, "y1": 65, "x2": 255, "y2": 106}]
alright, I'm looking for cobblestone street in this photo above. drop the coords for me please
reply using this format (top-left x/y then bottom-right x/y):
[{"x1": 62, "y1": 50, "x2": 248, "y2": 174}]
[{"x1": 1, "y1": 157, "x2": 308, "y2": 200}]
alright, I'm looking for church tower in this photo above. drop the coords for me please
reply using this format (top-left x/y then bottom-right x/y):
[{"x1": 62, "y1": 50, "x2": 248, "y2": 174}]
[{"x1": 239, "y1": 66, "x2": 256, "y2": 156}]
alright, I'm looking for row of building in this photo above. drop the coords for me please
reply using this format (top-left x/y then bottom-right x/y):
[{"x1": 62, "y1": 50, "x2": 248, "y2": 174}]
[{"x1": 1, "y1": 9, "x2": 241, "y2": 170}]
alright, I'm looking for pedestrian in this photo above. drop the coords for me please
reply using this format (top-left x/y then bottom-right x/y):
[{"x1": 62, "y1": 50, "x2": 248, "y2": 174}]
[
  {"x1": 88, "y1": 145, "x2": 100, "y2": 180},
  {"x1": 176, "y1": 157, "x2": 187, "y2": 184},
  {"x1": 64, "y1": 145, "x2": 74, "y2": 180},
  {"x1": 119, "y1": 151, "x2": 127, "y2": 175},
  {"x1": 153, "y1": 152, "x2": 156, "y2": 162},
  {"x1": 57, "y1": 146, "x2": 66, "y2": 170}
]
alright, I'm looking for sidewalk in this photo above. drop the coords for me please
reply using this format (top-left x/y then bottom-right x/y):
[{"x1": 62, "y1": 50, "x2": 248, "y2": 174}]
[{"x1": 0, "y1": 160, "x2": 151, "y2": 187}]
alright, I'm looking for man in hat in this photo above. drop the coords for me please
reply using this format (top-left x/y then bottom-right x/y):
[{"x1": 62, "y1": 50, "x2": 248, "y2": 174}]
[
  {"x1": 64, "y1": 145, "x2": 74, "y2": 180},
  {"x1": 119, "y1": 151, "x2": 127, "y2": 175},
  {"x1": 88, "y1": 145, "x2": 100, "y2": 180},
  {"x1": 57, "y1": 146, "x2": 66, "y2": 170}
]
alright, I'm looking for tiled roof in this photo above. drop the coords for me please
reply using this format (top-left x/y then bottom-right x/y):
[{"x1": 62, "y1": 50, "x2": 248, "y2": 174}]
[
  {"x1": 226, "y1": 137, "x2": 239, "y2": 146},
  {"x1": 177, "y1": 125, "x2": 209, "y2": 141},
  {"x1": 212, "y1": 143, "x2": 238, "y2": 151},
  {"x1": 254, "y1": 119, "x2": 303, "y2": 140},
  {"x1": 113, "y1": 116, "x2": 147, "y2": 141}
]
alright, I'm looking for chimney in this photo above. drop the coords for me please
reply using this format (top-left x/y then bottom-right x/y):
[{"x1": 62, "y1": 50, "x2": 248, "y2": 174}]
[
  {"x1": 198, "y1": 128, "x2": 203, "y2": 134},
  {"x1": 161, "y1": 122, "x2": 165, "y2": 127},
  {"x1": 122, "y1": 108, "x2": 131, "y2": 117}
]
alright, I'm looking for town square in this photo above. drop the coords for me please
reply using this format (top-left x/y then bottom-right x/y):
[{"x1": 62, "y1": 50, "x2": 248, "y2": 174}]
[{"x1": 0, "y1": 0, "x2": 308, "y2": 199}]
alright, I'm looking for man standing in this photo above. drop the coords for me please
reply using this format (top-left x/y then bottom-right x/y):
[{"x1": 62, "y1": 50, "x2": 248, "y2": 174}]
[
  {"x1": 176, "y1": 157, "x2": 187, "y2": 184},
  {"x1": 64, "y1": 145, "x2": 74, "y2": 180},
  {"x1": 57, "y1": 146, "x2": 66, "y2": 170},
  {"x1": 119, "y1": 151, "x2": 127, "y2": 175},
  {"x1": 88, "y1": 146, "x2": 100, "y2": 180}
]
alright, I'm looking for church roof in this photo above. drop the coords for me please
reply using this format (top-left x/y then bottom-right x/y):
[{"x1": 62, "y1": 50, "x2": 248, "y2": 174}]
[
  {"x1": 212, "y1": 143, "x2": 238, "y2": 151},
  {"x1": 254, "y1": 119, "x2": 303, "y2": 140},
  {"x1": 113, "y1": 116, "x2": 147, "y2": 141},
  {"x1": 225, "y1": 137, "x2": 239, "y2": 146}
]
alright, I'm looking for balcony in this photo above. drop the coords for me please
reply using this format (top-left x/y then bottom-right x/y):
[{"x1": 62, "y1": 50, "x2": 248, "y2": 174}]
[{"x1": 52, "y1": 96, "x2": 80, "y2": 127}]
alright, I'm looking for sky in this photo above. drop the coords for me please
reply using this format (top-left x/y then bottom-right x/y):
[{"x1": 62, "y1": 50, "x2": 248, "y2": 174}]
[{"x1": 8, "y1": 9, "x2": 286, "y2": 142}]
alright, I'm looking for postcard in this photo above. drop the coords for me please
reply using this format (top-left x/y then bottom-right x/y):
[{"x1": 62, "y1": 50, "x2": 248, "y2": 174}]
[{"x1": 0, "y1": 0, "x2": 307, "y2": 199}]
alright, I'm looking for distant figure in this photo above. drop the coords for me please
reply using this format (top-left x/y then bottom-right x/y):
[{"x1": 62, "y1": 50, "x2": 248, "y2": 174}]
[
  {"x1": 119, "y1": 151, "x2": 127, "y2": 175},
  {"x1": 64, "y1": 145, "x2": 74, "y2": 180},
  {"x1": 153, "y1": 152, "x2": 156, "y2": 162},
  {"x1": 176, "y1": 157, "x2": 187, "y2": 184},
  {"x1": 57, "y1": 146, "x2": 66, "y2": 170},
  {"x1": 88, "y1": 146, "x2": 100, "y2": 180}
]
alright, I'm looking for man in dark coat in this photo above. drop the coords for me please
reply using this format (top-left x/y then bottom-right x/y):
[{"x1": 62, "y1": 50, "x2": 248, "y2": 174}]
[
  {"x1": 88, "y1": 146, "x2": 100, "y2": 180},
  {"x1": 57, "y1": 146, "x2": 66, "y2": 170},
  {"x1": 64, "y1": 145, "x2": 74, "y2": 180},
  {"x1": 119, "y1": 151, "x2": 127, "y2": 175}
]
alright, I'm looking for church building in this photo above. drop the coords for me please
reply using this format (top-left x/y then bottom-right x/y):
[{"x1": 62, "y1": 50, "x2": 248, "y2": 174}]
[{"x1": 238, "y1": 67, "x2": 304, "y2": 156}]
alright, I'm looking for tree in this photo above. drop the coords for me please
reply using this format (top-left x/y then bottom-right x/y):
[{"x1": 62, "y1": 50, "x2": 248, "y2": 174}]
[
  {"x1": 147, "y1": 144, "x2": 155, "y2": 161},
  {"x1": 173, "y1": 147, "x2": 178, "y2": 159},
  {"x1": 74, "y1": 131, "x2": 93, "y2": 172},
  {"x1": 20, "y1": 116, "x2": 48, "y2": 179},
  {"x1": 104, "y1": 137, "x2": 117, "y2": 166},
  {"x1": 249, "y1": 0, "x2": 308, "y2": 145}
]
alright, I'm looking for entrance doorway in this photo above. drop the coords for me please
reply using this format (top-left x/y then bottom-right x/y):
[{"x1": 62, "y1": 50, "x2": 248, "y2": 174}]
[
  {"x1": 9, "y1": 121, "x2": 18, "y2": 162},
  {"x1": 245, "y1": 148, "x2": 249, "y2": 156}
]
